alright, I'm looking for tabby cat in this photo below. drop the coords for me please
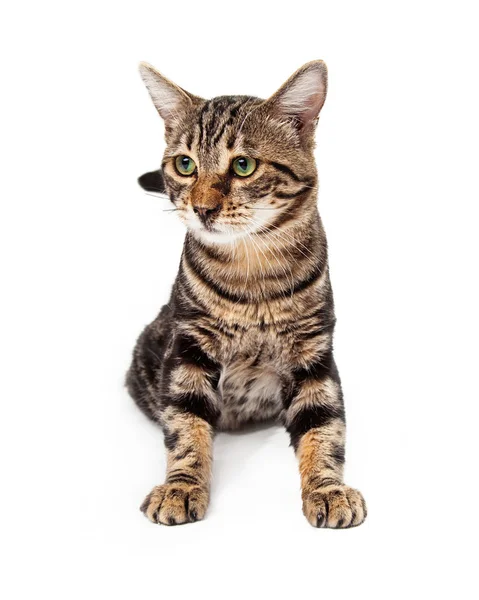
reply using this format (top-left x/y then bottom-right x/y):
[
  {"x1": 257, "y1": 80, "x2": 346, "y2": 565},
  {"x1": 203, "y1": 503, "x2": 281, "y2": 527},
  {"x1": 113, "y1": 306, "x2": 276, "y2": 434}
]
[{"x1": 127, "y1": 60, "x2": 367, "y2": 528}]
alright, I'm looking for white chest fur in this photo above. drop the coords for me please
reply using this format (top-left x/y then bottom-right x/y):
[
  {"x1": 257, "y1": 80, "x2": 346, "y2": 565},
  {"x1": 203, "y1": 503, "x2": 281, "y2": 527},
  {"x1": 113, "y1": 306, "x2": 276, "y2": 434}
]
[{"x1": 216, "y1": 356, "x2": 284, "y2": 430}]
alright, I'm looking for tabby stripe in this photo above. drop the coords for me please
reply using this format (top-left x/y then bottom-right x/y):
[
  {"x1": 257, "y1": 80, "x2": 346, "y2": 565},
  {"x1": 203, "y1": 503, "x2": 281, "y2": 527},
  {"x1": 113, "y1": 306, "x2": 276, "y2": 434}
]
[
  {"x1": 297, "y1": 325, "x2": 335, "y2": 340},
  {"x1": 173, "y1": 333, "x2": 220, "y2": 372},
  {"x1": 163, "y1": 172, "x2": 188, "y2": 195},
  {"x1": 213, "y1": 122, "x2": 231, "y2": 146},
  {"x1": 174, "y1": 447, "x2": 194, "y2": 461},
  {"x1": 292, "y1": 350, "x2": 341, "y2": 385},
  {"x1": 186, "y1": 129, "x2": 194, "y2": 150},
  {"x1": 248, "y1": 190, "x2": 272, "y2": 199},
  {"x1": 166, "y1": 476, "x2": 199, "y2": 486},
  {"x1": 269, "y1": 161, "x2": 302, "y2": 182},
  {"x1": 175, "y1": 291, "x2": 207, "y2": 320},
  {"x1": 244, "y1": 175, "x2": 281, "y2": 199},
  {"x1": 183, "y1": 249, "x2": 243, "y2": 303},
  {"x1": 194, "y1": 325, "x2": 215, "y2": 341},
  {"x1": 210, "y1": 100, "x2": 243, "y2": 146},
  {"x1": 287, "y1": 404, "x2": 346, "y2": 450},
  {"x1": 176, "y1": 263, "x2": 209, "y2": 312},
  {"x1": 165, "y1": 392, "x2": 219, "y2": 425},
  {"x1": 277, "y1": 306, "x2": 335, "y2": 336},
  {"x1": 211, "y1": 175, "x2": 231, "y2": 196},
  {"x1": 226, "y1": 132, "x2": 237, "y2": 149},
  {"x1": 197, "y1": 102, "x2": 210, "y2": 148},
  {"x1": 195, "y1": 323, "x2": 234, "y2": 340},
  {"x1": 204, "y1": 98, "x2": 232, "y2": 146},
  {"x1": 226, "y1": 98, "x2": 261, "y2": 148},
  {"x1": 168, "y1": 468, "x2": 197, "y2": 478},
  {"x1": 308, "y1": 476, "x2": 342, "y2": 489},
  {"x1": 164, "y1": 430, "x2": 179, "y2": 450},
  {"x1": 270, "y1": 190, "x2": 311, "y2": 229},
  {"x1": 283, "y1": 351, "x2": 340, "y2": 409},
  {"x1": 166, "y1": 473, "x2": 199, "y2": 485},
  {"x1": 289, "y1": 263, "x2": 324, "y2": 295},
  {"x1": 257, "y1": 228, "x2": 322, "y2": 265},
  {"x1": 331, "y1": 444, "x2": 346, "y2": 465},
  {"x1": 184, "y1": 241, "x2": 326, "y2": 303},
  {"x1": 295, "y1": 305, "x2": 335, "y2": 325},
  {"x1": 275, "y1": 186, "x2": 311, "y2": 199}
]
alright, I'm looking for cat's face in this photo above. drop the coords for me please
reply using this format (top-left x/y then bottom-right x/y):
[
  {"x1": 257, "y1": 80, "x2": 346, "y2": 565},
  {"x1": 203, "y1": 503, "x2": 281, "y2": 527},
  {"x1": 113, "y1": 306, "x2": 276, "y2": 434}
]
[{"x1": 138, "y1": 62, "x2": 327, "y2": 245}]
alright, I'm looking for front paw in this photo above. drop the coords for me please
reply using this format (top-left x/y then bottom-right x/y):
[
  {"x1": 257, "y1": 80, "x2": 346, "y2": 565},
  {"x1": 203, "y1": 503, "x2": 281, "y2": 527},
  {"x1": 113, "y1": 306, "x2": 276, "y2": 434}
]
[
  {"x1": 302, "y1": 484, "x2": 367, "y2": 528},
  {"x1": 140, "y1": 483, "x2": 209, "y2": 525}
]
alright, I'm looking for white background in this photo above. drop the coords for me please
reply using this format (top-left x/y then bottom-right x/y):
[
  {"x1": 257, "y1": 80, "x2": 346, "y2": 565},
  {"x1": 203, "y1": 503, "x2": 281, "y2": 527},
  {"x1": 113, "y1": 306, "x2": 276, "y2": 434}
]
[{"x1": 2, "y1": 1, "x2": 478, "y2": 598}]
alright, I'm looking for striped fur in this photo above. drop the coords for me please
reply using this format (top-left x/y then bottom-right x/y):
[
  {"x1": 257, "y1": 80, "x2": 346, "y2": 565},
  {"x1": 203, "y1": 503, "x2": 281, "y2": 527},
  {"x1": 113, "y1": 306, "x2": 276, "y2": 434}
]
[{"x1": 127, "y1": 61, "x2": 366, "y2": 527}]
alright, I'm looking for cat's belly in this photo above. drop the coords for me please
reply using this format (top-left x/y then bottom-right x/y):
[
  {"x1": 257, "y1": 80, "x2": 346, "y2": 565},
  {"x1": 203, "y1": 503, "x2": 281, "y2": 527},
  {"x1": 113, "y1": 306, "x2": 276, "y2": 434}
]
[{"x1": 216, "y1": 359, "x2": 284, "y2": 430}]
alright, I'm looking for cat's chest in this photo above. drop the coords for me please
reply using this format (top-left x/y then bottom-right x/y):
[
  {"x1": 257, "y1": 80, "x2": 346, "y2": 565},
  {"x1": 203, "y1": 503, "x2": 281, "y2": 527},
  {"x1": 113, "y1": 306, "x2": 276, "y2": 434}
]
[{"x1": 215, "y1": 328, "x2": 285, "y2": 430}]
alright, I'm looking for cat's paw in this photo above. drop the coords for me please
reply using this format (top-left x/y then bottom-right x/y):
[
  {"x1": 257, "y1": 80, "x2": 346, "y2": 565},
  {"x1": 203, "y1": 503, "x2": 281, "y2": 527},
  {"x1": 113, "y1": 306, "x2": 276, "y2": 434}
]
[
  {"x1": 140, "y1": 483, "x2": 209, "y2": 525},
  {"x1": 302, "y1": 484, "x2": 367, "y2": 528}
]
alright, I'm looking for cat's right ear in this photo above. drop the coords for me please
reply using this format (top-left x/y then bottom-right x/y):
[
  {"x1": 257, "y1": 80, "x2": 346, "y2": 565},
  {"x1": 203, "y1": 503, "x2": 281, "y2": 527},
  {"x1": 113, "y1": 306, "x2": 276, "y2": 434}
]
[{"x1": 139, "y1": 62, "x2": 201, "y2": 130}]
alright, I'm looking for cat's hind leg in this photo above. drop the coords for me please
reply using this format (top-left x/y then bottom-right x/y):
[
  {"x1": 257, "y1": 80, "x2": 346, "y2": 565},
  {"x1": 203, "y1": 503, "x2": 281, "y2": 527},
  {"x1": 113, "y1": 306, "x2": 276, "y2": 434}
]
[{"x1": 126, "y1": 322, "x2": 167, "y2": 422}]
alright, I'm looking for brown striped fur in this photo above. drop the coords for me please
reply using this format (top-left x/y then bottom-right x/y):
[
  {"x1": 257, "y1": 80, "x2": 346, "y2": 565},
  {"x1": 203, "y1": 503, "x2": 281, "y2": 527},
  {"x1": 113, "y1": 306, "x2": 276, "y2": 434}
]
[{"x1": 127, "y1": 61, "x2": 366, "y2": 527}]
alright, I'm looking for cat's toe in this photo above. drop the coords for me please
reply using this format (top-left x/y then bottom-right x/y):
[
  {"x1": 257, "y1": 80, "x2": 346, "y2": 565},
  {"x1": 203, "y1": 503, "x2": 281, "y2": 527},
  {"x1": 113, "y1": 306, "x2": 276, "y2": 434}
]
[
  {"x1": 140, "y1": 486, "x2": 166, "y2": 523},
  {"x1": 302, "y1": 484, "x2": 367, "y2": 528},
  {"x1": 140, "y1": 483, "x2": 209, "y2": 525}
]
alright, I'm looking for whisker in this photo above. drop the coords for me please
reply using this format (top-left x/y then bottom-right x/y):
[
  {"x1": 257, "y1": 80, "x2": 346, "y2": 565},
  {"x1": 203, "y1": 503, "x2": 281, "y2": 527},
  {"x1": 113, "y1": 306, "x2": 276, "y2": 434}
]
[
  {"x1": 247, "y1": 229, "x2": 289, "y2": 303},
  {"x1": 245, "y1": 207, "x2": 280, "y2": 211},
  {"x1": 144, "y1": 192, "x2": 169, "y2": 200},
  {"x1": 232, "y1": 235, "x2": 250, "y2": 306},
  {"x1": 245, "y1": 215, "x2": 317, "y2": 262},
  {"x1": 244, "y1": 230, "x2": 277, "y2": 322},
  {"x1": 255, "y1": 230, "x2": 295, "y2": 297}
]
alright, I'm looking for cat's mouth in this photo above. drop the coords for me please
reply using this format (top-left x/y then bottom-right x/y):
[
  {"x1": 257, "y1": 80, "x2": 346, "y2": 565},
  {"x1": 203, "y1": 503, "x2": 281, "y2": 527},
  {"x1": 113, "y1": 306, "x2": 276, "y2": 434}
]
[
  {"x1": 200, "y1": 224, "x2": 233, "y2": 237},
  {"x1": 201, "y1": 223, "x2": 219, "y2": 234},
  {"x1": 189, "y1": 221, "x2": 251, "y2": 245},
  {"x1": 184, "y1": 205, "x2": 276, "y2": 244},
  {"x1": 187, "y1": 212, "x2": 239, "y2": 237}
]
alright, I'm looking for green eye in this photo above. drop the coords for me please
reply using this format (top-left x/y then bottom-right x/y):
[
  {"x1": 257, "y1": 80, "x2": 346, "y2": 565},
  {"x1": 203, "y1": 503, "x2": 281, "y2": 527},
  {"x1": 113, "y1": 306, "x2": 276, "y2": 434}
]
[
  {"x1": 232, "y1": 156, "x2": 257, "y2": 177},
  {"x1": 175, "y1": 155, "x2": 196, "y2": 176}
]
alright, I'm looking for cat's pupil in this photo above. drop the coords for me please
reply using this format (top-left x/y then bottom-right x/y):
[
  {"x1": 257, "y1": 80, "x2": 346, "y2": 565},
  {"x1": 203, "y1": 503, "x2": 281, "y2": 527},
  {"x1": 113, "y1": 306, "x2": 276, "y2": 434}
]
[
  {"x1": 182, "y1": 157, "x2": 190, "y2": 168},
  {"x1": 238, "y1": 159, "x2": 247, "y2": 170}
]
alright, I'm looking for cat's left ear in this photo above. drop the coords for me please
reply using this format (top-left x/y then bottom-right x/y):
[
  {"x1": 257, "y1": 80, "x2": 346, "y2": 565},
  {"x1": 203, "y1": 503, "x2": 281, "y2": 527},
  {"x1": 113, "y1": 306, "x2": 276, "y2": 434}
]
[{"x1": 263, "y1": 60, "x2": 328, "y2": 135}]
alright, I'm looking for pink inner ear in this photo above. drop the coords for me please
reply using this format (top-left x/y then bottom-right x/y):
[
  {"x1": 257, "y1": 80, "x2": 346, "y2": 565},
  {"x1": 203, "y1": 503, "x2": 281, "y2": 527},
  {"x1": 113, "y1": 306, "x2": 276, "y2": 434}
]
[
  {"x1": 276, "y1": 67, "x2": 327, "y2": 128},
  {"x1": 139, "y1": 63, "x2": 193, "y2": 126},
  {"x1": 301, "y1": 91, "x2": 326, "y2": 124}
]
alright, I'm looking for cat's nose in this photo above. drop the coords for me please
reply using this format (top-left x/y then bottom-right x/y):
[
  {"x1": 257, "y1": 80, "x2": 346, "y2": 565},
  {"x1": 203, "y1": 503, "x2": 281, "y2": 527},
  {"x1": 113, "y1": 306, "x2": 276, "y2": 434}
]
[
  {"x1": 193, "y1": 203, "x2": 222, "y2": 224},
  {"x1": 191, "y1": 179, "x2": 224, "y2": 226}
]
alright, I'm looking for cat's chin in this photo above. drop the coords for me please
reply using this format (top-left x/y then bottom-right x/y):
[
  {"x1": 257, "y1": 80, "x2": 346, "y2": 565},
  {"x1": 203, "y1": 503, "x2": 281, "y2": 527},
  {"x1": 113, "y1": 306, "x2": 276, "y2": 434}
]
[{"x1": 189, "y1": 226, "x2": 251, "y2": 246}]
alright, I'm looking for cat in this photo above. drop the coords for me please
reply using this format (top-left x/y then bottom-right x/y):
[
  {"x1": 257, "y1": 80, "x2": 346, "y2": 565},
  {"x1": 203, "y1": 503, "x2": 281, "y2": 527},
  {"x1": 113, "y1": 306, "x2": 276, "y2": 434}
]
[{"x1": 127, "y1": 60, "x2": 367, "y2": 528}]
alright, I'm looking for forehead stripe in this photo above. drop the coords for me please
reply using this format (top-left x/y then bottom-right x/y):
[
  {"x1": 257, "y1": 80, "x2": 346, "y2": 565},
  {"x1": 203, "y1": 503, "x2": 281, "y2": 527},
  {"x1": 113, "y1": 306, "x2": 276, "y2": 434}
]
[
  {"x1": 197, "y1": 102, "x2": 211, "y2": 149},
  {"x1": 209, "y1": 99, "x2": 247, "y2": 147}
]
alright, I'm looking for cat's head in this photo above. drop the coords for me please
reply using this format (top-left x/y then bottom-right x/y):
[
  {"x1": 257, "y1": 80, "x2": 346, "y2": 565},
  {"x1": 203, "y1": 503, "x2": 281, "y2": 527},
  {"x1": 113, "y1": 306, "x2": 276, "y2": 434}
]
[{"x1": 138, "y1": 61, "x2": 327, "y2": 245}]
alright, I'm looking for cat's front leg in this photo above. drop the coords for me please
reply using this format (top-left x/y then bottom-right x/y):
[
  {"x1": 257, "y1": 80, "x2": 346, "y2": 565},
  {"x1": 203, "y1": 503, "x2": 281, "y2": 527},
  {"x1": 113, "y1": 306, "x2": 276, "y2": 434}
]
[
  {"x1": 141, "y1": 408, "x2": 214, "y2": 525},
  {"x1": 140, "y1": 334, "x2": 220, "y2": 525},
  {"x1": 285, "y1": 351, "x2": 367, "y2": 528}
]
